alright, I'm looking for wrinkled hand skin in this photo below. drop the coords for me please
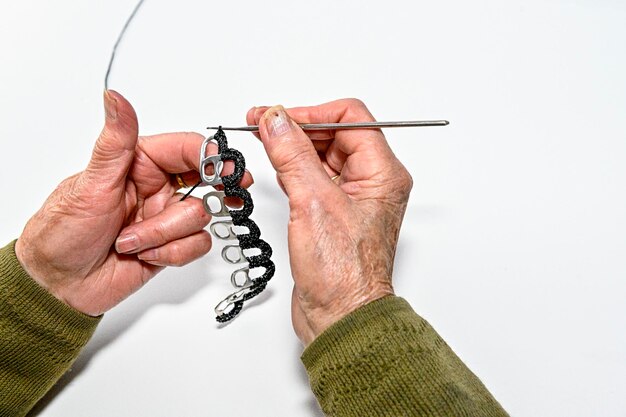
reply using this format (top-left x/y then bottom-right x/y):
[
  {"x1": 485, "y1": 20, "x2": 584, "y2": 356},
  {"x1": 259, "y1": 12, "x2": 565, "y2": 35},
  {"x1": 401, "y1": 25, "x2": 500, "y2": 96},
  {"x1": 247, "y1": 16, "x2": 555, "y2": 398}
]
[
  {"x1": 247, "y1": 99, "x2": 413, "y2": 346},
  {"x1": 15, "y1": 90, "x2": 252, "y2": 316}
]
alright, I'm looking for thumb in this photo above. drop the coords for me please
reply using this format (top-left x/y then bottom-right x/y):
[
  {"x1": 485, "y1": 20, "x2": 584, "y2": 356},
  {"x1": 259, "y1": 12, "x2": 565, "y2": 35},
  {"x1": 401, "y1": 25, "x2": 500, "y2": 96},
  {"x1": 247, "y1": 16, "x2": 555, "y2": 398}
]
[
  {"x1": 258, "y1": 105, "x2": 331, "y2": 201},
  {"x1": 83, "y1": 90, "x2": 139, "y2": 189}
]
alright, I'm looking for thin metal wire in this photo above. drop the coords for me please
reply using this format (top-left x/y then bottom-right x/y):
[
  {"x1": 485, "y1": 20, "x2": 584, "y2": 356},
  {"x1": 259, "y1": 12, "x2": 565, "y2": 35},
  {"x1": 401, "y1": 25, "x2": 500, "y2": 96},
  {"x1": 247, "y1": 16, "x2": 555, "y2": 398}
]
[
  {"x1": 104, "y1": 0, "x2": 147, "y2": 89},
  {"x1": 180, "y1": 180, "x2": 202, "y2": 201},
  {"x1": 208, "y1": 120, "x2": 450, "y2": 132}
]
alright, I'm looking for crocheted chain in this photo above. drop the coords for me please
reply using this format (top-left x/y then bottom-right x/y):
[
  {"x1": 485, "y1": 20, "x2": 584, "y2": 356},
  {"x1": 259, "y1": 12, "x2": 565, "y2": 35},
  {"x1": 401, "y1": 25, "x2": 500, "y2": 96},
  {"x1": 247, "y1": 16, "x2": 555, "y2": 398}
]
[{"x1": 208, "y1": 128, "x2": 275, "y2": 323}]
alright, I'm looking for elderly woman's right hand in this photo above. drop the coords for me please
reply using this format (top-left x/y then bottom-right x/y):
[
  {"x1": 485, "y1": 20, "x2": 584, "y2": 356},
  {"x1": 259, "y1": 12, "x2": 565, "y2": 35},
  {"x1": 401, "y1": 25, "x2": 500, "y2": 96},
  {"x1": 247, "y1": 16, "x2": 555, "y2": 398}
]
[{"x1": 247, "y1": 100, "x2": 413, "y2": 346}]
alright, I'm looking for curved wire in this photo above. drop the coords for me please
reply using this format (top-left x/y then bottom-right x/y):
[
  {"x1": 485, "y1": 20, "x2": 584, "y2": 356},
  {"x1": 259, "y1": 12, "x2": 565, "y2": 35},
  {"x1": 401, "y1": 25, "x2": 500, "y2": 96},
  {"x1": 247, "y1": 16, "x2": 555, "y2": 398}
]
[{"x1": 104, "y1": 0, "x2": 146, "y2": 89}]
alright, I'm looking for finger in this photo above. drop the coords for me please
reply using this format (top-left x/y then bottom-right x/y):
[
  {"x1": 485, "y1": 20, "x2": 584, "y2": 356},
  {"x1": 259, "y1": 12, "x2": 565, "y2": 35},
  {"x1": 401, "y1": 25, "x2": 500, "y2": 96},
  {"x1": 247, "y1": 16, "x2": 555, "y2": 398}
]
[
  {"x1": 255, "y1": 112, "x2": 345, "y2": 175},
  {"x1": 250, "y1": 100, "x2": 392, "y2": 177},
  {"x1": 258, "y1": 106, "x2": 335, "y2": 201},
  {"x1": 246, "y1": 106, "x2": 270, "y2": 141},
  {"x1": 320, "y1": 160, "x2": 341, "y2": 178},
  {"x1": 138, "y1": 134, "x2": 254, "y2": 188},
  {"x1": 258, "y1": 99, "x2": 391, "y2": 154},
  {"x1": 284, "y1": 99, "x2": 399, "y2": 185},
  {"x1": 137, "y1": 132, "x2": 205, "y2": 173},
  {"x1": 318, "y1": 141, "x2": 348, "y2": 175},
  {"x1": 137, "y1": 230, "x2": 212, "y2": 267},
  {"x1": 312, "y1": 140, "x2": 332, "y2": 154},
  {"x1": 250, "y1": 106, "x2": 334, "y2": 141},
  {"x1": 171, "y1": 171, "x2": 201, "y2": 190},
  {"x1": 249, "y1": 106, "x2": 345, "y2": 187},
  {"x1": 289, "y1": 99, "x2": 390, "y2": 155},
  {"x1": 250, "y1": 107, "x2": 337, "y2": 156},
  {"x1": 83, "y1": 90, "x2": 139, "y2": 190},
  {"x1": 115, "y1": 195, "x2": 211, "y2": 254}
]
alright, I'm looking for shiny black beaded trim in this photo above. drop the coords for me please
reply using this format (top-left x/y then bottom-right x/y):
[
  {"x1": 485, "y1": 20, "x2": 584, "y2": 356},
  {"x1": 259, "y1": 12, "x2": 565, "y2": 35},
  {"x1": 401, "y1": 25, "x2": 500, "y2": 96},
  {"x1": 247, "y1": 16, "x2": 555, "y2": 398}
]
[{"x1": 214, "y1": 128, "x2": 275, "y2": 323}]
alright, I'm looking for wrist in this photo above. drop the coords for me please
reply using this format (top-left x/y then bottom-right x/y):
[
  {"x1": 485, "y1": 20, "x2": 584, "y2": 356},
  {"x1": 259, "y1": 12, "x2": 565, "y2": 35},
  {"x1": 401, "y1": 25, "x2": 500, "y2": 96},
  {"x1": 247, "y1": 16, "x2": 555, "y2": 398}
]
[
  {"x1": 299, "y1": 287, "x2": 394, "y2": 346},
  {"x1": 14, "y1": 237, "x2": 45, "y2": 287},
  {"x1": 14, "y1": 237, "x2": 83, "y2": 315}
]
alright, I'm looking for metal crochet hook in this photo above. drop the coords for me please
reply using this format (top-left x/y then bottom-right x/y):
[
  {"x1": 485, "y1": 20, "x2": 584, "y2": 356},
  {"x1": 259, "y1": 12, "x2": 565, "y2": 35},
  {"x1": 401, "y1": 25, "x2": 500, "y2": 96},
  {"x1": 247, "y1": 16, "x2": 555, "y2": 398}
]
[{"x1": 207, "y1": 120, "x2": 449, "y2": 132}]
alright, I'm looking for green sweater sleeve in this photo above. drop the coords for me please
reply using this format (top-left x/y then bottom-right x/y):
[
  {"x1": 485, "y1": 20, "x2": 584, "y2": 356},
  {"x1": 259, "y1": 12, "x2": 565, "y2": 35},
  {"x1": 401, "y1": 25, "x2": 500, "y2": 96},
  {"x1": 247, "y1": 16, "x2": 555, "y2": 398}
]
[
  {"x1": 0, "y1": 241, "x2": 101, "y2": 416},
  {"x1": 302, "y1": 296, "x2": 509, "y2": 417}
]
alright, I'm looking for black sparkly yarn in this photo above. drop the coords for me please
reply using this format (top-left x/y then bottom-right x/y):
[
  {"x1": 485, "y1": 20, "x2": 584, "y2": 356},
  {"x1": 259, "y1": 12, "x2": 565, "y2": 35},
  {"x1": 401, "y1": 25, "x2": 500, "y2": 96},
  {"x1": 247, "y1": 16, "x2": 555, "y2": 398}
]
[
  {"x1": 213, "y1": 127, "x2": 275, "y2": 322},
  {"x1": 216, "y1": 300, "x2": 244, "y2": 323}
]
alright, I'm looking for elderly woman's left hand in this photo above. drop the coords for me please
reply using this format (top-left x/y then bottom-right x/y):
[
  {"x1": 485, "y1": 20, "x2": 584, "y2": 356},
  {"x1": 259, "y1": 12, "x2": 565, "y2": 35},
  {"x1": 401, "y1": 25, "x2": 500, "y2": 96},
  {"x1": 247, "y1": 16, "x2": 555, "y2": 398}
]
[{"x1": 14, "y1": 91, "x2": 253, "y2": 316}]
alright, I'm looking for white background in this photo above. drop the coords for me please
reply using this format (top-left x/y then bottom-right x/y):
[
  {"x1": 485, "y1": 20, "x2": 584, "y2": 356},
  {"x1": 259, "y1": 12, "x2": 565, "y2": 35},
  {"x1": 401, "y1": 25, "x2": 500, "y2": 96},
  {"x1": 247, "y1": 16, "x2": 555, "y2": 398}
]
[{"x1": 1, "y1": 1, "x2": 625, "y2": 416}]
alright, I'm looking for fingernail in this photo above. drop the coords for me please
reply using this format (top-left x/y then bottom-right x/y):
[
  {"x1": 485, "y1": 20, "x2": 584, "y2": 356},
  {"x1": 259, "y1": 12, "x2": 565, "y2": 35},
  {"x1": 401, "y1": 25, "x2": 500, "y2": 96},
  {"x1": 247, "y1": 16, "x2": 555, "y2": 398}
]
[
  {"x1": 138, "y1": 249, "x2": 158, "y2": 261},
  {"x1": 254, "y1": 106, "x2": 269, "y2": 121},
  {"x1": 115, "y1": 233, "x2": 138, "y2": 253},
  {"x1": 262, "y1": 105, "x2": 293, "y2": 138},
  {"x1": 104, "y1": 90, "x2": 118, "y2": 121}
]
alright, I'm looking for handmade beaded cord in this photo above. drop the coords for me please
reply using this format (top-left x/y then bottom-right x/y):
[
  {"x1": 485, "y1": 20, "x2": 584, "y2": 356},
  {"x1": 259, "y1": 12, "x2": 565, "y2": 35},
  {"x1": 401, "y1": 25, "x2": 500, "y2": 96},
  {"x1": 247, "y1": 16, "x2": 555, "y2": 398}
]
[{"x1": 199, "y1": 128, "x2": 275, "y2": 322}]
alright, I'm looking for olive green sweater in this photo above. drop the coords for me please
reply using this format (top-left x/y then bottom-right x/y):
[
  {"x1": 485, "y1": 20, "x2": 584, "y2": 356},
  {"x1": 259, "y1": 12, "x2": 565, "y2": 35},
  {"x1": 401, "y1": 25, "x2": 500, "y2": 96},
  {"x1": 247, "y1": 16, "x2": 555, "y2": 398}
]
[
  {"x1": 302, "y1": 297, "x2": 508, "y2": 416},
  {"x1": 0, "y1": 240, "x2": 508, "y2": 416}
]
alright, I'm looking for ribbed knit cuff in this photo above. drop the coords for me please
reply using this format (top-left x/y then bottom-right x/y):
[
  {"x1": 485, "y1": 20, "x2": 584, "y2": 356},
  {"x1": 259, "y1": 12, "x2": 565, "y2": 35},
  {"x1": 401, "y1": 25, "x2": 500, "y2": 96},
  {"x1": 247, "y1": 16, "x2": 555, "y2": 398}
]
[
  {"x1": 0, "y1": 240, "x2": 101, "y2": 344},
  {"x1": 302, "y1": 295, "x2": 413, "y2": 369},
  {"x1": 0, "y1": 240, "x2": 101, "y2": 415},
  {"x1": 301, "y1": 296, "x2": 509, "y2": 417}
]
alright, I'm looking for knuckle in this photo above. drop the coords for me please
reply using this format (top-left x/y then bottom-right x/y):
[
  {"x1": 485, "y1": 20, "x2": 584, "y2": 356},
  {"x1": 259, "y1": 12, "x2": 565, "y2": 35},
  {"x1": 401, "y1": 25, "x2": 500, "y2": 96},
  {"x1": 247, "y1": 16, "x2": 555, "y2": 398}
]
[
  {"x1": 184, "y1": 200, "x2": 211, "y2": 225},
  {"x1": 346, "y1": 97, "x2": 367, "y2": 109},
  {"x1": 336, "y1": 98, "x2": 375, "y2": 122},
  {"x1": 289, "y1": 198, "x2": 311, "y2": 220},
  {"x1": 345, "y1": 98, "x2": 372, "y2": 116},
  {"x1": 391, "y1": 164, "x2": 413, "y2": 192},
  {"x1": 381, "y1": 163, "x2": 413, "y2": 198},
  {"x1": 289, "y1": 194, "x2": 325, "y2": 222},
  {"x1": 151, "y1": 221, "x2": 169, "y2": 244},
  {"x1": 399, "y1": 168, "x2": 414, "y2": 192},
  {"x1": 392, "y1": 169, "x2": 413, "y2": 195},
  {"x1": 337, "y1": 97, "x2": 366, "y2": 109}
]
